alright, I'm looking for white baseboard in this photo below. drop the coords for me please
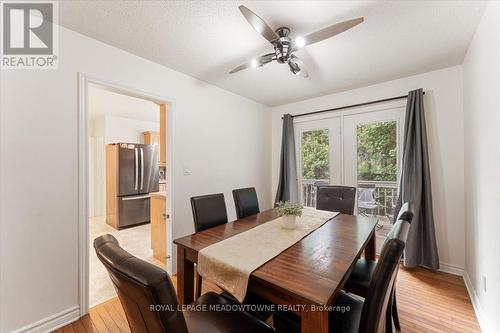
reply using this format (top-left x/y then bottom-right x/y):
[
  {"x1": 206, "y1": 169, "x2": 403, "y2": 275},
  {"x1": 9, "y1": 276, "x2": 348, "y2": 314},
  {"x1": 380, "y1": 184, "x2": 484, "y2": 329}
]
[
  {"x1": 9, "y1": 306, "x2": 80, "y2": 333},
  {"x1": 438, "y1": 262, "x2": 465, "y2": 276},
  {"x1": 463, "y1": 271, "x2": 489, "y2": 333}
]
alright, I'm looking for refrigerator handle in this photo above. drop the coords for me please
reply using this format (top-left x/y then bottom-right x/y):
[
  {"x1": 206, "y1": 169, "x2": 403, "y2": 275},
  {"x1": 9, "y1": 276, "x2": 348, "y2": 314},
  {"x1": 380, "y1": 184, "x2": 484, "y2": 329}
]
[
  {"x1": 134, "y1": 148, "x2": 139, "y2": 191},
  {"x1": 122, "y1": 194, "x2": 150, "y2": 201},
  {"x1": 140, "y1": 148, "x2": 144, "y2": 190}
]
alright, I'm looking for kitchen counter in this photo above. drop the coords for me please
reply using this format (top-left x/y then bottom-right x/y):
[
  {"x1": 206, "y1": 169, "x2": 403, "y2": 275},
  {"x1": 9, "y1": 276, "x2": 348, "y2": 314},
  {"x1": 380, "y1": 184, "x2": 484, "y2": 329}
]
[{"x1": 151, "y1": 191, "x2": 166, "y2": 199}]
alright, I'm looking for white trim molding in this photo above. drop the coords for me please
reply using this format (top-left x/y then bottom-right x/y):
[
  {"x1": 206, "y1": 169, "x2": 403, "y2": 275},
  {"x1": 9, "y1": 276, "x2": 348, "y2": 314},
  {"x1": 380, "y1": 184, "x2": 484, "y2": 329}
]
[
  {"x1": 438, "y1": 262, "x2": 465, "y2": 276},
  {"x1": 77, "y1": 73, "x2": 90, "y2": 317},
  {"x1": 463, "y1": 271, "x2": 490, "y2": 333},
  {"x1": 9, "y1": 306, "x2": 80, "y2": 333},
  {"x1": 77, "y1": 73, "x2": 175, "y2": 316}
]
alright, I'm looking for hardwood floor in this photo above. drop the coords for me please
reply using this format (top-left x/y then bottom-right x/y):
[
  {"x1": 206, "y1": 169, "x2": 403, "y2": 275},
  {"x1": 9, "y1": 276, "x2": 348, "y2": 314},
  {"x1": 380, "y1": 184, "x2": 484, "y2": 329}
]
[{"x1": 54, "y1": 268, "x2": 480, "y2": 333}]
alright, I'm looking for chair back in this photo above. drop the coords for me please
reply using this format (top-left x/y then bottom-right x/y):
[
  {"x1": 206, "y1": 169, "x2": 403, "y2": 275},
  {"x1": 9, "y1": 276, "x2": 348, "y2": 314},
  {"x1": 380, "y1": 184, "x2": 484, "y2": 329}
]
[
  {"x1": 359, "y1": 218, "x2": 411, "y2": 333},
  {"x1": 395, "y1": 202, "x2": 413, "y2": 224},
  {"x1": 358, "y1": 188, "x2": 376, "y2": 202},
  {"x1": 316, "y1": 185, "x2": 356, "y2": 214},
  {"x1": 94, "y1": 234, "x2": 188, "y2": 333},
  {"x1": 233, "y1": 187, "x2": 260, "y2": 219},
  {"x1": 191, "y1": 193, "x2": 228, "y2": 232}
]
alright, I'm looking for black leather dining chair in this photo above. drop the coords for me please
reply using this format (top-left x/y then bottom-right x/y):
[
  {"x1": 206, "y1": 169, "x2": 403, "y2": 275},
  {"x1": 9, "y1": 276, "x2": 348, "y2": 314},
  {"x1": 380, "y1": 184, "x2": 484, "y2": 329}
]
[
  {"x1": 273, "y1": 217, "x2": 410, "y2": 333},
  {"x1": 190, "y1": 193, "x2": 228, "y2": 298},
  {"x1": 94, "y1": 234, "x2": 274, "y2": 333},
  {"x1": 191, "y1": 192, "x2": 273, "y2": 321},
  {"x1": 233, "y1": 187, "x2": 260, "y2": 219},
  {"x1": 190, "y1": 193, "x2": 228, "y2": 232},
  {"x1": 343, "y1": 202, "x2": 413, "y2": 332},
  {"x1": 316, "y1": 185, "x2": 357, "y2": 214}
]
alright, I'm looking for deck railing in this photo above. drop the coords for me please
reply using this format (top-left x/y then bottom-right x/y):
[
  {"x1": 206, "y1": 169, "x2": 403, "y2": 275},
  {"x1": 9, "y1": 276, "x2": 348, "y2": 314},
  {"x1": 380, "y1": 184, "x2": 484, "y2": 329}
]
[{"x1": 301, "y1": 179, "x2": 398, "y2": 220}]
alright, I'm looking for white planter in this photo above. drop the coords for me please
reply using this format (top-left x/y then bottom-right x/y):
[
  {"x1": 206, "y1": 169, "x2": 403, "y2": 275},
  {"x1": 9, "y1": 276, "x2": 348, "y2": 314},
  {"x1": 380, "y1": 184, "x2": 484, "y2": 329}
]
[{"x1": 282, "y1": 215, "x2": 298, "y2": 229}]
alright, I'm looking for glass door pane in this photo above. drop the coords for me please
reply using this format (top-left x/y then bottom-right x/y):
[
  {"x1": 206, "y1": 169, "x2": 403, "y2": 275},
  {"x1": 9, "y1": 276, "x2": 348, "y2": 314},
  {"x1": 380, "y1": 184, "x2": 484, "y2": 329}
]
[
  {"x1": 294, "y1": 117, "x2": 341, "y2": 207},
  {"x1": 343, "y1": 107, "x2": 404, "y2": 252},
  {"x1": 356, "y1": 121, "x2": 398, "y2": 222},
  {"x1": 300, "y1": 129, "x2": 330, "y2": 207}
]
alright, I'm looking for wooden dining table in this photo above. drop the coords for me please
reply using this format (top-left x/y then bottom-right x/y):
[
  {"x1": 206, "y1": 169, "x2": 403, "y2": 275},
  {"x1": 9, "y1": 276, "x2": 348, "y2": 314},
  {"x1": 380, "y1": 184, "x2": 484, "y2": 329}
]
[{"x1": 174, "y1": 208, "x2": 378, "y2": 333}]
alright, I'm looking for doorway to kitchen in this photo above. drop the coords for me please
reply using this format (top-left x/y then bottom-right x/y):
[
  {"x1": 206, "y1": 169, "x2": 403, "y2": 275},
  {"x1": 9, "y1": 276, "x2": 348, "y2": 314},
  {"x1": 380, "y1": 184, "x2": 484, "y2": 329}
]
[
  {"x1": 78, "y1": 75, "x2": 174, "y2": 314},
  {"x1": 294, "y1": 101, "x2": 405, "y2": 252}
]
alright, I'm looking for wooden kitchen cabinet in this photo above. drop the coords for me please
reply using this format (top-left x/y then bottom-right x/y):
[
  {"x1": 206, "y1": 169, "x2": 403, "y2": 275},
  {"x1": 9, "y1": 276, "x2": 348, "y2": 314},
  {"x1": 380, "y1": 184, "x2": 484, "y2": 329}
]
[
  {"x1": 150, "y1": 192, "x2": 168, "y2": 264},
  {"x1": 143, "y1": 131, "x2": 160, "y2": 146},
  {"x1": 159, "y1": 104, "x2": 167, "y2": 167},
  {"x1": 143, "y1": 131, "x2": 160, "y2": 165},
  {"x1": 143, "y1": 103, "x2": 166, "y2": 167}
]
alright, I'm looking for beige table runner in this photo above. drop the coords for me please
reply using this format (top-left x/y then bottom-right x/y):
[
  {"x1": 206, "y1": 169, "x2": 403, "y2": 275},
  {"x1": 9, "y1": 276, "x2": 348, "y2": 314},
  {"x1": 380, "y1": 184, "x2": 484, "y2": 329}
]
[{"x1": 197, "y1": 208, "x2": 338, "y2": 302}]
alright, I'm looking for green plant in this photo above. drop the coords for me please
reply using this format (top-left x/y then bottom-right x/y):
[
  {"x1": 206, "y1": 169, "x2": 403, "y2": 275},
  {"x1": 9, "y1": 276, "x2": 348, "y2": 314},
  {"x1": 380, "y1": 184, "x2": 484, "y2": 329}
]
[
  {"x1": 301, "y1": 129, "x2": 329, "y2": 180},
  {"x1": 277, "y1": 201, "x2": 303, "y2": 217}
]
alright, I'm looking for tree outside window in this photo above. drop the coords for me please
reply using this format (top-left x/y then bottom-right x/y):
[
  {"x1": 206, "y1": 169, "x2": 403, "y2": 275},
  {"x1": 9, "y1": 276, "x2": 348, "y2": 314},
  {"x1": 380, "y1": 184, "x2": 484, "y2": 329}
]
[
  {"x1": 356, "y1": 121, "x2": 397, "y2": 182},
  {"x1": 301, "y1": 129, "x2": 329, "y2": 180}
]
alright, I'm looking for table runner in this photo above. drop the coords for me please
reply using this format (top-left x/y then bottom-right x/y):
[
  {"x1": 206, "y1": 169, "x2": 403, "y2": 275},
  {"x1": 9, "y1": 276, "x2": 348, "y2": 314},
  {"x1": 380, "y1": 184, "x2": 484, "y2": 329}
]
[{"x1": 197, "y1": 208, "x2": 338, "y2": 302}]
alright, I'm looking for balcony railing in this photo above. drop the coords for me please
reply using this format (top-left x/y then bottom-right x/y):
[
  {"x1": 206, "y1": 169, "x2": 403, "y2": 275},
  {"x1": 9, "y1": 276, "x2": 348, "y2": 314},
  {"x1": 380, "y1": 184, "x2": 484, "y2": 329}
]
[{"x1": 301, "y1": 179, "x2": 398, "y2": 221}]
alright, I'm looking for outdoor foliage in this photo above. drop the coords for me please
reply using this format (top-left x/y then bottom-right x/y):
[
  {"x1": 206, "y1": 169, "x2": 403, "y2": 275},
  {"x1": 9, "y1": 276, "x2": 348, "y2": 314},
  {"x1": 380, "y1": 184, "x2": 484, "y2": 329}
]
[
  {"x1": 357, "y1": 121, "x2": 397, "y2": 181},
  {"x1": 301, "y1": 129, "x2": 330, "y2": 180},
  {"x1": 300, "y1": 122, "x2": 397, "y2": 181}
]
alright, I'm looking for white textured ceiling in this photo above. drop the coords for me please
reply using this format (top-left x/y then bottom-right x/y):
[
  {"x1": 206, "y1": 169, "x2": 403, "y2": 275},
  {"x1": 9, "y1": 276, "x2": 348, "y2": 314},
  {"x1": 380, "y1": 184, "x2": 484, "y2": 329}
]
[{"x1": 59, "y1": 1, "x2": 486, "y2": 106}]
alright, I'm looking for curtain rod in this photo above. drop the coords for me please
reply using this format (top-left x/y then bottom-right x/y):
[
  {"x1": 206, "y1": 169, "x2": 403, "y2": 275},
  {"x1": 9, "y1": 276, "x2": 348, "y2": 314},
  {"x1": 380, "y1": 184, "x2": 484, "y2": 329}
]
[{"x1": 283, "y1": 91, "x2": 425, "y2": 119}]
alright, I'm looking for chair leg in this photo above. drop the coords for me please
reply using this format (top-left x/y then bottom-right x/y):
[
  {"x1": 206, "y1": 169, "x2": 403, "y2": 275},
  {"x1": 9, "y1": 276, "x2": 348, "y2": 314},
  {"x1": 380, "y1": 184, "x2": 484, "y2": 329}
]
[
  {"x1": 385, "y1": 302, "x2": 393, "y2": 333},
  {"x1": 195, "y1": 271, "x2": 202, "y2": 298},
  {"x1": 392, "y1": 290, "x2": 401, "y2": 331}
]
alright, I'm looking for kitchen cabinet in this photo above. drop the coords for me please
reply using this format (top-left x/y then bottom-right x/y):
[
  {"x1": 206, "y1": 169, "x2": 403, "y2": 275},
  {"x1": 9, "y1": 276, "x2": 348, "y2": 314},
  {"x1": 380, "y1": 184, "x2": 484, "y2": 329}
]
[
  {"x1": 159, "y1": 104, "x2": 167, "y2": 167},
  {"x1": 143, "y1": 131, "x2": 160, "y2": 146},
  {"x1": 143, "y1": 103, "x2": 166, "y2": 167},
  {"x1": 143, "y1": 131, "x2": 160, "y2": 165},
  {"x1": 150, "y1": 192, "x2": 168, "y2": 264}
]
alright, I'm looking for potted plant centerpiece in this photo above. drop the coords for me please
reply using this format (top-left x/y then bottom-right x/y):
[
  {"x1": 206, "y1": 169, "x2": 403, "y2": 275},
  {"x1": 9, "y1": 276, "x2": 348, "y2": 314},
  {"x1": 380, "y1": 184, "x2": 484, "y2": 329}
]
[{"x1": 277, "y1": 201, "x2": 304, "y2": 229}]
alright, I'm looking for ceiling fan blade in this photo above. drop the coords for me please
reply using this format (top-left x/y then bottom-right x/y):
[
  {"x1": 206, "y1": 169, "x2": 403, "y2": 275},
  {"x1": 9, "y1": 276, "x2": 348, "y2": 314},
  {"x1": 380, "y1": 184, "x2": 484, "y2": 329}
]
[
  {"x1": 289, "y1": 55, "x2": 309, "y2": 78},
  {"x1": 229, "y1": 62, "x2": 252, "y2": 74},
  {"x1": 229, "y1": 53, "x2": 275, "y2": 74},
  {"x1": 239, "y1": 5, "x2": 279, "y2": 44},
  {"x1": 301, "y1": 17, "x2": 364, "y2": 47}
]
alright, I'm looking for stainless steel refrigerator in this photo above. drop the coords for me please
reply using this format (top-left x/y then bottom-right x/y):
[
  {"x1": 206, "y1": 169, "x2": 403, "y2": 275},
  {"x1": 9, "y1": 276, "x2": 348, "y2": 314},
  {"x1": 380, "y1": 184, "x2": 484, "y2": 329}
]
[{"x1": 106, "y1": 143, "x2": 159, "y2": 229}]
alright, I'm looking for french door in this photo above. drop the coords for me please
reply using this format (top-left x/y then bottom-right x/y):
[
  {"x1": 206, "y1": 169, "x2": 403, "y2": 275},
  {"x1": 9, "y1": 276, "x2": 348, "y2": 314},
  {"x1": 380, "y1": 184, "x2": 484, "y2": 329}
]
[
  {"x1": 294, "y1": 117, "x2": 341, "y2": 207},
  {"x1": 294, "y1": 105, "x2": 405, "y2": 218}
]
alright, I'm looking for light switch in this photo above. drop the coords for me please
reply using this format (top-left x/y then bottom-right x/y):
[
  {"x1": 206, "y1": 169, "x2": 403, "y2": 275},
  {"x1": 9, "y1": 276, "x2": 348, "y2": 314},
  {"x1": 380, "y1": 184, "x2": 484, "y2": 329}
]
[{"x1": 183, "y1": 167, "x2": 192, "y2": 176}]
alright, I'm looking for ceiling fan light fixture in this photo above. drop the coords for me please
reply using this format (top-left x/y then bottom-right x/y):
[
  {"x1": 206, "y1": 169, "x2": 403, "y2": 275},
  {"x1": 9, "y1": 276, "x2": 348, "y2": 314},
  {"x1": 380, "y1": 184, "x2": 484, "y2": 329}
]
[
  {"x1": 294, "y1": 36, "x2": 305, "y2": 48},
  {"x1": 229, "y1": 6, "x2": 364, "y2": 77}
]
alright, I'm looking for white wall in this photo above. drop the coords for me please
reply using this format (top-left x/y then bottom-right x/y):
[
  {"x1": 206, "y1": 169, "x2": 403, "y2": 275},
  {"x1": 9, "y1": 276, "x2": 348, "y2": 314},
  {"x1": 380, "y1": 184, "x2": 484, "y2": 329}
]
[
  {"x1": 462, "y1": 2, "x2": 500, "y2": 332},
  {"x1": 0, "y1": 25, "x2": 271, "y2": 332},
  {"x1": 101, "y1": 115, "x2": 159, "y2": 144},
  {"x1": 271, "y1": 66, "x2": 465, "y2": 273}
]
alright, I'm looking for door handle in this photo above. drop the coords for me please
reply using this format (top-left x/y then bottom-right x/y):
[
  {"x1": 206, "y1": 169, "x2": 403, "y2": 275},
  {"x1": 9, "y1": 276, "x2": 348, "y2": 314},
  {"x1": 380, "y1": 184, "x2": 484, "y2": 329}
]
[
  {"x1": 140, "y1": 148, "x2": 144, "y2": 190},
  {"x1": 162, "y1": 213, "x2": 169, "y2": 220},
  {"x1": 134, "y1": 148, "x2": 139, "y2": 190}
]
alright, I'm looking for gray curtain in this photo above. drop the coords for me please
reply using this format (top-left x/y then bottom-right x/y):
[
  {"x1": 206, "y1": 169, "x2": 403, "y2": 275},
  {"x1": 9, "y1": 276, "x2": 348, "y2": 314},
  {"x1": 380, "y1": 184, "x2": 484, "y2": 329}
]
[
  {"x1": 394, "y1": 88, "x2": 440, "y2": 270},
  {"x1": 274, "y1": 114, "x2": 299, "y2": 205}
]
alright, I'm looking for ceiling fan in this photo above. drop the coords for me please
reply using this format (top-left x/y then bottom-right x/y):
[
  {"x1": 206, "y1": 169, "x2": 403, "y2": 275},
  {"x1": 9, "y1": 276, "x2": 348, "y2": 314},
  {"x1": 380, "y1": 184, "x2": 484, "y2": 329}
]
[{"x1": 229, "y1": 6, "x2": 364, "y2": 78}]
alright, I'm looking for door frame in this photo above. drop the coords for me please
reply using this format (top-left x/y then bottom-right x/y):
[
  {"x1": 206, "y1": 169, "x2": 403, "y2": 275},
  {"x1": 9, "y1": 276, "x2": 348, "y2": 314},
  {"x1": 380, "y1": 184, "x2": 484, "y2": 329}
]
[
  {"x1": 293, "y1": 99, "x2": 407, "y2": 204},
  {"x1": 342, "y1": 106, "x2": 406, "y2": 188},
  {"x1": 294, "y1": 117, "x2": 342, "y2": 204},
  {"x1": 77, "y1": 73, "x2": 176, "y2": 315}
]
